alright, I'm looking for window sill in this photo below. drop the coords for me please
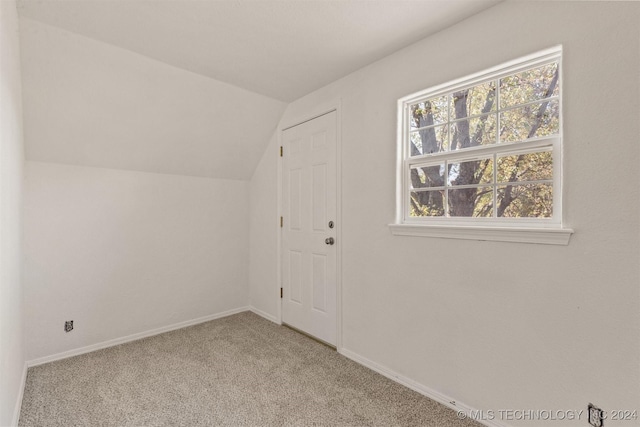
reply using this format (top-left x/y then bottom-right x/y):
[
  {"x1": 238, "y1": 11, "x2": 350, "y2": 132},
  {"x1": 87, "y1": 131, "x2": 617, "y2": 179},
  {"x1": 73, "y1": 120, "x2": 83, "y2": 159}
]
[{"x1": 388, "y1": 223, "x2": 573, "y2": 245}]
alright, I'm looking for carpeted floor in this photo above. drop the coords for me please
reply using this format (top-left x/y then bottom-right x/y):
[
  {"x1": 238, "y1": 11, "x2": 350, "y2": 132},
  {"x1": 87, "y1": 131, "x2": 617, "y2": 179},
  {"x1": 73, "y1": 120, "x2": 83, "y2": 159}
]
[{"x1": 19, "y1": 311, "x2": 480, "y2": 426}]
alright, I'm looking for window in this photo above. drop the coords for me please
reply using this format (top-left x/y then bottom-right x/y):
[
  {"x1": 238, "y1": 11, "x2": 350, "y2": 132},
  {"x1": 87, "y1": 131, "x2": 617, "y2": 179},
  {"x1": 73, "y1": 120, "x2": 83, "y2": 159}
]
[{"x1": 391, "y1": 46, "x2": 573, "y2": 244}]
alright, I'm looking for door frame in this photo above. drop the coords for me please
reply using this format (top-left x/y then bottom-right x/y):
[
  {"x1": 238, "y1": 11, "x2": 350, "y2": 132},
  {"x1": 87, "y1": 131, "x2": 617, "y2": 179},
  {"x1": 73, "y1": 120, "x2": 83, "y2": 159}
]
[{"x1": 276, "y1": 99, "x2": 343, "y2": 351}]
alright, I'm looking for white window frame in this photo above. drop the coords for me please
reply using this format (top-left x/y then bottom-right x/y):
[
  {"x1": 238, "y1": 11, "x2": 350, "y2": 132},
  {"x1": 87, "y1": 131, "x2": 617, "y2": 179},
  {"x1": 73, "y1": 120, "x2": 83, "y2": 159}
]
[{"x1": 389, "y1": 46, "x2": 573, "y2": 245}]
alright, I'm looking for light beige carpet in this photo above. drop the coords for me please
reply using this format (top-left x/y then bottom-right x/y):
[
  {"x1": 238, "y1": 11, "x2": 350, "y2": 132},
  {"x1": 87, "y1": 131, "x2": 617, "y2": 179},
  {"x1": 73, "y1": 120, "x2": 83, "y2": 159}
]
[{"x1": 19, "y1": 311, "x2": 480, "y2": 426}]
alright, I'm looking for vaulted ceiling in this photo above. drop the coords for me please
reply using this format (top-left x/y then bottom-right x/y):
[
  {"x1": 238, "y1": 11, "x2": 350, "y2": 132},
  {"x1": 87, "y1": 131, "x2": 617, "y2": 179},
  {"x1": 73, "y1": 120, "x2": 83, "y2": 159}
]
[{"x1": 17, "y1": 0, "x2": 501, "y2": 179}]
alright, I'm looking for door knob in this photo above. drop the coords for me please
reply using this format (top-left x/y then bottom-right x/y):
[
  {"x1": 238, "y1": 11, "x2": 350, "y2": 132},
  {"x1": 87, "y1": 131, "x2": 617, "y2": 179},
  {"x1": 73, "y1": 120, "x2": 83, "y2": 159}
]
[{"x1": 325, "y1": 237, "x2": 335, "y2": 245}]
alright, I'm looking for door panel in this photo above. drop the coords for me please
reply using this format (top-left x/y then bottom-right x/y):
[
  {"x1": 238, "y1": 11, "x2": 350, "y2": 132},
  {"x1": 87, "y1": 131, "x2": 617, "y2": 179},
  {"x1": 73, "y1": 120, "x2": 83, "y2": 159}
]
[
  {"x1": 282, "y1": 111, "x2": 337, "y2": 345},
  {"x1": 312, "y1": 254, "x2": 327, "y2": 312}
]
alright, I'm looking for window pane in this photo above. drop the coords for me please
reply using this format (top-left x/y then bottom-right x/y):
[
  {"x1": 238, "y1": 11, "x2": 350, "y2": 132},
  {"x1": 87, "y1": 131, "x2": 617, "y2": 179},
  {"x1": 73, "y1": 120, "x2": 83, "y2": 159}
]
[
  {"x1": 500, "y1": 99, "x2": 559, "y2": 143},
  {"x1": 448, "y1": 158, "x2": 493, "y2": 186},
  {"x1": 497, "y1": 151, "x2": 552, "y2": 183},
  {"x1": 448, "y1": 187, "x2": 493, "y2": 217},
  {"x1": 451, "y1": 81, "x2": 496, "y2": 119},
  {"x1": 410, "y1": 96, "x2": 450, "y2": 129},
  {"x1": 497, "y1": 183, "x2": 553, "y2": 218},
  {"x1": 410, "y1": 125, "x2": 449, "y2": 156},
  {"x1": 451, "y1": 113, "x2": 497, "y2": 150},
  {"x1": 410, "y1": 191, "x2": 445, "y2": 217},
  {"x1": 410, "y1": 165, "x2": 445, "y2": 189},
  {"x1": 500, "y1": 62, "x2": 560, "y2": 109}
]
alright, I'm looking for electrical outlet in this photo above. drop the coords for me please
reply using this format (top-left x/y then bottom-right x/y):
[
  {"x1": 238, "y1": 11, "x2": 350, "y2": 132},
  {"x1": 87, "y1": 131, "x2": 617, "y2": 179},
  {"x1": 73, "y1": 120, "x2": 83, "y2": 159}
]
[
  {"x1": 64, "y1": 320, "x2": 73, "y2": 332},
  {"x1": 588, "y1": 403, "x2": 604, "y2": 427}
]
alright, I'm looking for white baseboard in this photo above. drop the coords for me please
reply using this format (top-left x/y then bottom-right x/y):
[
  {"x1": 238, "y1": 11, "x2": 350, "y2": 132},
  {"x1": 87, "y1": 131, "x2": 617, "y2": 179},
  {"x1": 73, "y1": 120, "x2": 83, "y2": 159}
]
[
  {"x1": 26, "y1": 306, "x2": 251, "y2": 367},
  {"x1": 249, "y1": 306, "x2": 279, "y2": 324},
  {"x1": 338, "y1": 348, "x2": 508, "y2": 427},
  {"x1": 11, "y1": 362, "x2": 28, "y2": 427}
]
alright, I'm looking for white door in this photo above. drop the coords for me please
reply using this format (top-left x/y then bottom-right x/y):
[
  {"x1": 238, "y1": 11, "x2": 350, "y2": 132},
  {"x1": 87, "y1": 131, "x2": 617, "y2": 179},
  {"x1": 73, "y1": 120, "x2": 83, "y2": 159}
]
[{"x1": 281, "y1": 111, "x2": 337, "y2": 346}]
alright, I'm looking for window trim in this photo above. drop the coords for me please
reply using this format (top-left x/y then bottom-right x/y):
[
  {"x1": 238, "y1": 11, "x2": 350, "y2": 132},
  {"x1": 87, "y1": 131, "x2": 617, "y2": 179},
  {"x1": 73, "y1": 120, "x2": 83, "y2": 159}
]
[
  {"x1": 388, "y1": 223, "x2": 573, "y2": 245},
  {"x1": 391, "y1": 45, "x2": 573, "y2": 245}
]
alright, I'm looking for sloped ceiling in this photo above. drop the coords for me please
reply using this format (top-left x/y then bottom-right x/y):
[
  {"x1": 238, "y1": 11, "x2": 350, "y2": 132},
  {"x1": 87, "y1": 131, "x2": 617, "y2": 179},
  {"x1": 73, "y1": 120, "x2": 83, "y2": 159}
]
[
  {"x1": 19, "y1": 18, "x2": 287, "y2": 180},
  {"x1": 18, "y1": 0, "x2": 501, "y2": 102},
  {"x1": 17, "y1": 0, "x2": 501, "y2": 180}
]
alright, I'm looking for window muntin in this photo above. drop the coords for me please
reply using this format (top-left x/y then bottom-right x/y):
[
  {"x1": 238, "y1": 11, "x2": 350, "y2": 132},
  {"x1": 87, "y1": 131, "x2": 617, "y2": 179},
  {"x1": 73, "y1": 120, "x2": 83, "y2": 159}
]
[{"x1": 400, "y1": 47, "x2": 562, "y2": 227}]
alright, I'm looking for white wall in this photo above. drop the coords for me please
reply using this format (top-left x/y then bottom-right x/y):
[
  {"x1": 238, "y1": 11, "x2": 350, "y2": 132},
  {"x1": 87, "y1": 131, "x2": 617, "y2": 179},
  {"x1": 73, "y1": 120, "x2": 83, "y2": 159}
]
[
  {"x1": 0, "y1": 0, "x2": 25, "y2": 425},
  {"x1": 23, "y1": 162, "x2": 249, "y2": 361},
  {"x1": 250, "y1": 2, "x2": 640, "y2": 425},
  {"x1": 19, "y1": 15, "x2": 274, "y2": 362},
  {"x1": 248, "y1": 133, "x2": 279, "y2": 320}
]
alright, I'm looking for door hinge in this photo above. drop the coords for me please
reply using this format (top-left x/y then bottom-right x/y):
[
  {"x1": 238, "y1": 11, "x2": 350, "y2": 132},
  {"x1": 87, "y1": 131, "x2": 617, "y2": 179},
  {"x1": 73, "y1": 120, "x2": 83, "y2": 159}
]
[
  {"x1": 280, "y1": 146, "x2": 283, "y2": 157},
  {"x1": 280, "y1": 288, "x2": 283, "y2": 298},
  {"x1": 280, "y1": 216, "x2": 283, "y2": 227}
]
